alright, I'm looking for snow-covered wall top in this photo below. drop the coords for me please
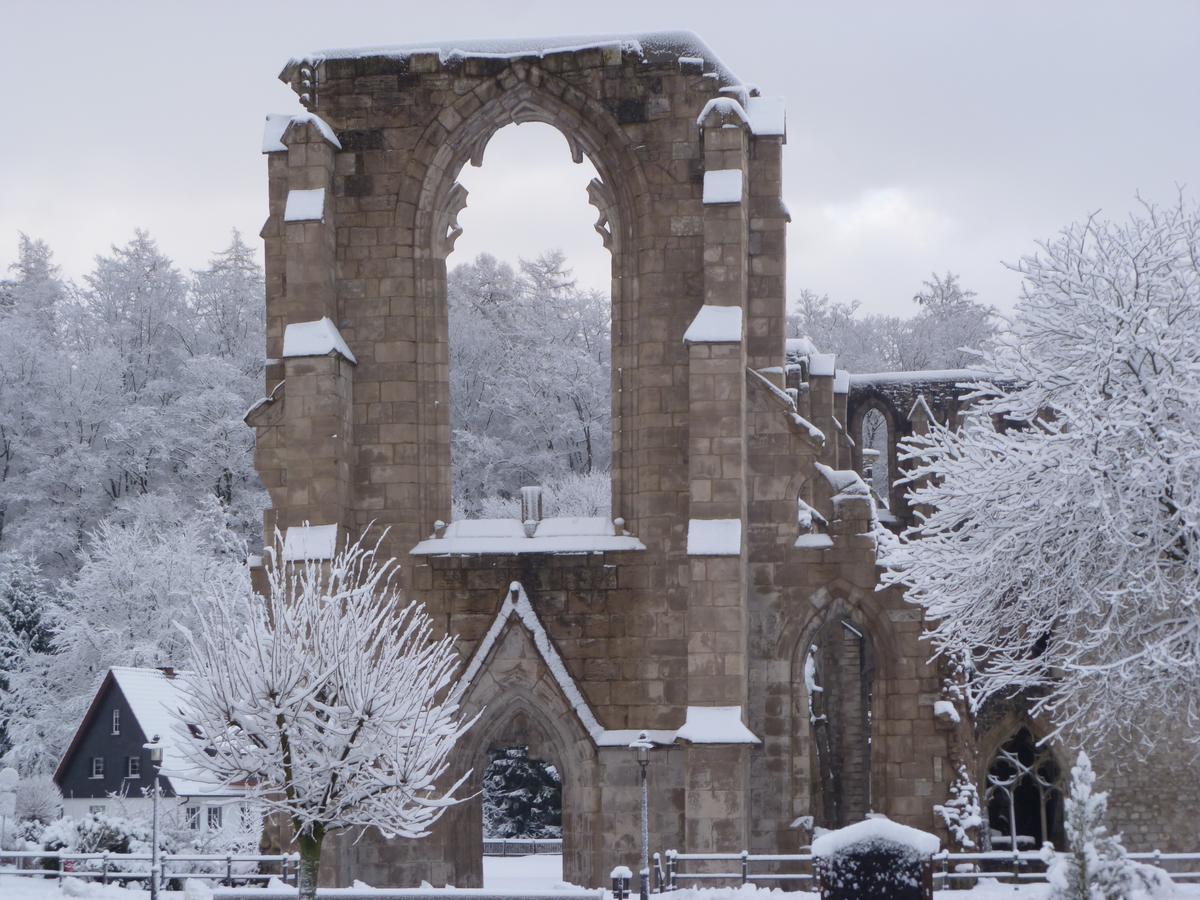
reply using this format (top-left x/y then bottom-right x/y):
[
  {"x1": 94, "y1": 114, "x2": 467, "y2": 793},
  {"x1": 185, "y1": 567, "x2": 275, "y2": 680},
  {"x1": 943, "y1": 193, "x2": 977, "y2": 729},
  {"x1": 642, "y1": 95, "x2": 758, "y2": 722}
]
[
  {"x1": 411, "y1": 517, "x2": 645, "y2": 556},
  {"x1": 811, "y1": 815, "x2": 940, "y2": 857},
  {"x1": 281, "y1": 317, "x2": 357, "y2": 364},
  {"x1": 683, "y1": 305, "x2": 743, "y2": 344},
  {"x1": 282, "y1": 30, "x2": 741, "y2": 85}
]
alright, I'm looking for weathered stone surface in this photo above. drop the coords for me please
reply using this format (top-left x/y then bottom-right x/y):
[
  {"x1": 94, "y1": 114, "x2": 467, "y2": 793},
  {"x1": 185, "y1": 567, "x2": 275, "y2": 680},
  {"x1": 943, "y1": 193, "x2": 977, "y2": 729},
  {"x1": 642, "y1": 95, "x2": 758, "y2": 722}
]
[{"x1": 251, "y1": 32, "x2": 1195, "y2": 892}]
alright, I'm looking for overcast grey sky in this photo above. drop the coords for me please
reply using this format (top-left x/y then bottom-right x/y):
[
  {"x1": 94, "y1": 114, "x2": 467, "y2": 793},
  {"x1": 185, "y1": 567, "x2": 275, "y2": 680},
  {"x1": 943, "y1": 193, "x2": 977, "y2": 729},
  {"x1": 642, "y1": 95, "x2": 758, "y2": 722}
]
[{"x1": 1, "y1": 0, "x2": 1197, "y2": 316}]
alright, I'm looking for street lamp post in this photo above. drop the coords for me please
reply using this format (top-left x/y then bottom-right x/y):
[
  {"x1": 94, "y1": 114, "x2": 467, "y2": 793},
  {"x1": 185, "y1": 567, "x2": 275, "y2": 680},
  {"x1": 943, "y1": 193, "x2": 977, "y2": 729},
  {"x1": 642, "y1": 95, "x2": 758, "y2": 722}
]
[
  {"x1": 629, "y1": 731, "x2": 652, "y2": 900},
  {"x1": 144, "y1": 735, "x2": 164, "y2": 900}
]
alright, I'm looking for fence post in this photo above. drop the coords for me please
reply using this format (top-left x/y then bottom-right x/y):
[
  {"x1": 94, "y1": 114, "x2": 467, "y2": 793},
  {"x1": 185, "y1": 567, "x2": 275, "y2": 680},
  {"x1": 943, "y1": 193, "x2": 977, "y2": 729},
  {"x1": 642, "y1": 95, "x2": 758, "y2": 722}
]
[
  {"x1": 667, "y1": 850, "x2": 677, "y2": 892},
  {"x1": 740, "y1": 850, "x2": 749, "y2": 885},
  {"x1": 611, "y1": 866, "x2": 631, "y2": 900},
  {"x1": 1012, "y1": 849, "x2": 1021, "y2": 891},
  {"x1": 281, "y1": 854, "x2": 289, "y2": 886},
  {"x1": 652, "y1": 852, "x2": 663, "y2": 893},
  {"x1": 58, "y1": 854, "x2": 65, "y2": 886},
  {"x1": 226, "y1": 854, "x2": 234, "y2": 886},
  {"x1": 102, "y1": 852, "x2": 110, "y2": 885}
]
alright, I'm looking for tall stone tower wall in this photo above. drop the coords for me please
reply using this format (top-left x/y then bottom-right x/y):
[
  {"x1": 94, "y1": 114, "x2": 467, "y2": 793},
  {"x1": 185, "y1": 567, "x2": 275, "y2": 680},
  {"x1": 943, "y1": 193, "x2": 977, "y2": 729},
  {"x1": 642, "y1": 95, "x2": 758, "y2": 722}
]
[{"x1": 250, "y1": 32, "x2": 957, "y2": 888}]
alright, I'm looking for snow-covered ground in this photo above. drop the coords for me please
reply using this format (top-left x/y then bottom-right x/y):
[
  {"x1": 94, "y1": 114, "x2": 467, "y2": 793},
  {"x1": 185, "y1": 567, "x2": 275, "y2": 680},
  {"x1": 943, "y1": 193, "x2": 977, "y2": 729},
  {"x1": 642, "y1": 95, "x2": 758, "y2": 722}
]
[{"x1": 3, "y1": 864, "x2": 1199, "y2": 899}]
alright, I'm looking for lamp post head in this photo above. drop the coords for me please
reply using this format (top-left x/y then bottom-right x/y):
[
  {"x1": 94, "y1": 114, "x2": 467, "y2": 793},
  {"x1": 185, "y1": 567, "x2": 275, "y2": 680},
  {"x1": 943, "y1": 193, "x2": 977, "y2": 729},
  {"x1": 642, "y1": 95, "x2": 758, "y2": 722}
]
[
  {"x1": 144, "y1": 734, "x2": 164, "y2": 765},
  {"x1": 629, "y1": 730, "x2": 652, "y2": 765}
]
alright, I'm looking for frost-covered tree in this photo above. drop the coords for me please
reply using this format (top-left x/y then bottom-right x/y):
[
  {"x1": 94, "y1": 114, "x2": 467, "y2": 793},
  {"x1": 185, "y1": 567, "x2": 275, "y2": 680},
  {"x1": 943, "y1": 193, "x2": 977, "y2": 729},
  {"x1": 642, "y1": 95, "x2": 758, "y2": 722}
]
[
  {"x1": 788, "y1": 273, "x2": 996, "y2": 373},
  {"x1": 881, "y1": 198, "x2": 1200, "y2": 749},
  {"x1": 175, "y1": 530, "x2": 475, "y2": 900},
  {"x1": 1046, "y1": 751, "x2": 1171, "y2": 900},
  {"x1": 449, "y1": 251, "x2": 610, "y2": 515},
  {"x1": 0, "y1": 495, "x2": 248, "y2": 773}
]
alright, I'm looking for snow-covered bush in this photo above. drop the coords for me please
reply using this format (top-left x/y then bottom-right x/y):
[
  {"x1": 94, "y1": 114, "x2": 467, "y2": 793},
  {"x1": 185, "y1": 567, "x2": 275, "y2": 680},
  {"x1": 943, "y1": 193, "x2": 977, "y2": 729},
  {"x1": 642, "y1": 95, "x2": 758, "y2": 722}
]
[
  {"x1": 14, "y1": 773, "x2": 62, "y2": 823},
  {"x1": 40, "y1": 812, "x2": 163, "y2": 856},
  {"x1": 1046, "y1": 751, "x2": 1172, "y2": 900},
  {"x1": 882, "y1": 197, "x2": 1200, "y2": 750}
]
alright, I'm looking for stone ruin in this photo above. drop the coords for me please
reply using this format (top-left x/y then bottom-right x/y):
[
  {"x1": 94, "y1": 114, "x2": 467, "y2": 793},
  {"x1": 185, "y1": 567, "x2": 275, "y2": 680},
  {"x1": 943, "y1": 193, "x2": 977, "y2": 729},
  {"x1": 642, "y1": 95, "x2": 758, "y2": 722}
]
[{"x1": 247, "y1": 30, "x2": 1198, "y2": 887}]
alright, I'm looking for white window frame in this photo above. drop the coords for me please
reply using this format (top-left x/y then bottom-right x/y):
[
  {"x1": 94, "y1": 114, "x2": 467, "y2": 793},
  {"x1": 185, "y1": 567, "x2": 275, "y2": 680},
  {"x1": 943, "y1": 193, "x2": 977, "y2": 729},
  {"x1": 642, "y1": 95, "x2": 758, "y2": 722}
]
[
  {"x1": 89, "y1": 804, "x2": 106, "y2": 815},
  {"x1": 90, "y1": 756, "x2": 104, "y2": 779},
  {"x1": 186, "y1": 806, "x2": 201, "y2": 830},
  {"x1": 126, "y1": 756, "x2": 140, "y2": 778},
  {"x1": 207, "y1": 806, "x2": 223, "y2": 831},
  {"x1": 111, "y1": 708, "x2": 120, "y2": 735}
]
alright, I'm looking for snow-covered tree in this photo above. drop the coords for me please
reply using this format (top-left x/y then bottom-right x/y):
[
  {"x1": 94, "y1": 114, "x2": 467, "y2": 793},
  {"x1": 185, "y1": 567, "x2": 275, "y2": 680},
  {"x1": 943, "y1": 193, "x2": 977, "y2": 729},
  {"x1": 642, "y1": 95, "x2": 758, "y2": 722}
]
[
  {"x1": 175, "y1": 530, "x2": 475, "y2": 900},
  {"x1": 1046, "y1": 751, "x2": 1171, "y2": 900},
  {"x1": 881, "y1": 198, "x2": 1200, "y2": 750},
  {"x1": 482, "y1": 747, "x2": 562, "y2": 838},
  {"x1": 787, "y1": 273, "x2": 996, "y2": 373},
  {"x1": 0, "y1": 495, "x2": 248, "y2": 773},
  {"x1": 449, "y1": 251, "x2": 610, "y2": 515}
]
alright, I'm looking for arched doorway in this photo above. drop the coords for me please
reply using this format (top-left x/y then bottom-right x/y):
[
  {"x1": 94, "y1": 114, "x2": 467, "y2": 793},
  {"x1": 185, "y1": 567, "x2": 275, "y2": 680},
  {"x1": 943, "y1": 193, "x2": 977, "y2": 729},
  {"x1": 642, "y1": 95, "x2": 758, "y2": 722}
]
[
  {"x1": 984, "y1": 728, "x2": 1064, "y2": 850},
  {"x1": 804, "y1": 611, "x2": 876, "y2": 828}
]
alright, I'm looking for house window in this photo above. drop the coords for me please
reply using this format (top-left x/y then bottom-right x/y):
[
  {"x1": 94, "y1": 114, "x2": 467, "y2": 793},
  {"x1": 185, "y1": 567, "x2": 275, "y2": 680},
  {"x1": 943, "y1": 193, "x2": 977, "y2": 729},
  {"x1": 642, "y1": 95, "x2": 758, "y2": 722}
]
[
  {"x1": 186, "y1": 806, "x2": 201, "y2": 830},
  {"x1": 111, "y1": 708, "x2": 120, "y2": 735},
  {"x1": 90, "y1": 757, "x2": 104, "y2": 779},
  {"x1": 207, "y1": 806, "x2": 223, "y2": 830},
  {"x1": 89, "y1": 804, "x2": 106, "y2": 815},
  {"x1": 126, "y1": 756, "x2": 141, "y2": 778}
]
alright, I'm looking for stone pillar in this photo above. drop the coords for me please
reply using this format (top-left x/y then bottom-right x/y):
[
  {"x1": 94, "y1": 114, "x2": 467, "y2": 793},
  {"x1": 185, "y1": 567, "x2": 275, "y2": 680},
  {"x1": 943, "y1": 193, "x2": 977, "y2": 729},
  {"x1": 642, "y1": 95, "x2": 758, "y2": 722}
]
[{"x1": 679, "y1": 100, "x2": 755, "y2": 854}]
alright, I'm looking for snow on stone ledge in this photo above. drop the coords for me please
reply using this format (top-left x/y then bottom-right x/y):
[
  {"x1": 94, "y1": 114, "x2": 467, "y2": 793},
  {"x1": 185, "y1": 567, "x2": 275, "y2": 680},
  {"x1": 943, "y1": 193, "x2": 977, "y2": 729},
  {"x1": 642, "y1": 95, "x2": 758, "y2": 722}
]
[
  {"x1": 696, "y1": 96, "x2": 749, "y2": 128},
  {"x1": 809, "y1": 353, "x2": 837, "y2": 377},
  {"x1": 833, "y1": 369, "x2": 850, "y2": 394},
  {"x1": 281, "y1": 317, "x2": 358, "y2": 364},
  {"x1": 262, "y1": 112, "x2": 342, "y2": 153},
  {"x1": 816, "y1": 462, "x2": 870, "y2": 498},
  {"x1": 283, "y1": 523, "x2": 339, "y2": 561},
  {"x1": 411, "y1": 517, "x2": 645, "y2": 555},
  {"x1": 703, "y1": 169, "x2": 743, "y2": 204},
  {"x1": 812, "y1": 816, "x2": 940, "y2": 858},
  {"x1": 675, "y1": 705, "x2": 760, "y2": 744},
  {"x1": 683, "y1": 305, "x2": 743, "y2": 344},
  {"x1": 746, "y1": 95, "x2": 785, "y2": 136},
  {"x1": 933, "y1": 699, "x2": 961, "y2": 724},
  {"x1": 687, "y1": 518, "x2": 742, "y2": 556},
  {"x1": 794, "y1": 533, "x2": 833, "y2": 550},
  {"x1": 284, "y1": 188, "x2": 327, "y2": 223}
]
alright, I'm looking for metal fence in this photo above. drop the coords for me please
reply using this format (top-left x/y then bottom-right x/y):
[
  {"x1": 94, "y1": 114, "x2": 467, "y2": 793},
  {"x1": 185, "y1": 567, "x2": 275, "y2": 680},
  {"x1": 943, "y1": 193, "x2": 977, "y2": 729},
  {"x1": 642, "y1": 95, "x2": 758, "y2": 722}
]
[
  {"x1": 482, "y1": 838, "x2": 563, "y2": 857},
  {"x1": 651, "y1": 848, "x2": 1200, "y2": 891},
  {"x1": 0, "y1": 849, "x2": 299, "y2": 886}
]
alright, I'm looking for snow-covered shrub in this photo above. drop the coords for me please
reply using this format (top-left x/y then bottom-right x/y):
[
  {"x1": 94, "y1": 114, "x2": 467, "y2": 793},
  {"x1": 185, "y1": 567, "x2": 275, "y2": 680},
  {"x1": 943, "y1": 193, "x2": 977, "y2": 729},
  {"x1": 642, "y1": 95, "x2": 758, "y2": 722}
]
[
  {"x1": 1046, "y1": 752, "x2": 1172, "y2": 900},
  {"x1": 40, "y1": 812, "x2": 164, "y2": 856},
  {"x1": 15, "y1": 773, "x2": 62, "y2": 823},
  {"x1": 813, "y1": 818, "x2": 939, "y2": 900},
  {"x1": 933, "y1": 764, "x2": 981, "y2": 850}
]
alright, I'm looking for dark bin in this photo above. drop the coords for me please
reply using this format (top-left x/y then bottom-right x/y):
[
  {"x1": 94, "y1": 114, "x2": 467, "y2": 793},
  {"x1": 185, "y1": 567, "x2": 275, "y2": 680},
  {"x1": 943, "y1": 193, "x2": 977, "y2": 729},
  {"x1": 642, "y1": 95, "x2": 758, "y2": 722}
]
[{"x1": 813, "y1": 816, "x2": 938, "y2": 900}]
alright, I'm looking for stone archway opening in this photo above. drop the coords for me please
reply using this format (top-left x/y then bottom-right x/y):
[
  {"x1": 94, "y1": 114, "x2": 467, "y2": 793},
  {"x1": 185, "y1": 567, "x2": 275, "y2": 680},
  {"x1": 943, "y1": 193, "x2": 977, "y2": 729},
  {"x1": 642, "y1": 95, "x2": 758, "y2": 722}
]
[
  {"x1": 985, "y1": 728, "x2": 1064, "y2": 850},
  {"x1": 805, "y1": 614, "x2": 876, "y2": 829},
  {"x1": 444, "y1": 122, "x2": 614, "y2": 520},
  {"x1": 483, "y1": 744, "x2": 563, "y2": 840},
  {"x1": 859, "y1": 407, "x2": 891, "y2": 509}
]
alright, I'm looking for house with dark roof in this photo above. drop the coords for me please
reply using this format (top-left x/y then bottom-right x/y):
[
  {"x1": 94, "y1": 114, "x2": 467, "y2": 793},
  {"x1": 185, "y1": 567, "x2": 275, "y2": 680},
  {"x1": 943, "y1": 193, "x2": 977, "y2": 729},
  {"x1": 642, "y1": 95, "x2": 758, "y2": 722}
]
[{"x1": 54, "y1": 667, "x2": 255, "y2": 841}]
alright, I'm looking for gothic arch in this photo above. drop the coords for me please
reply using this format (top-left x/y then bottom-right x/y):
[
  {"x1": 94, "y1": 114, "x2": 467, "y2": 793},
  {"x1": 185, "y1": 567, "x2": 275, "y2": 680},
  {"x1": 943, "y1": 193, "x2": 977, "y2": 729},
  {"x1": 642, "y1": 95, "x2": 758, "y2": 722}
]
[
  {"x1": 400, "y1": 65, "x2": 652, "y2": 526},
  {"x1": 787, "y1": 592, "x2": 886, "y2": 830},
  {"x1": 847, "y1": 392, "x2": 903, "y2": 513},
  {"x1": 451, "y1": 626, "x2": 601, "y2": 884}
]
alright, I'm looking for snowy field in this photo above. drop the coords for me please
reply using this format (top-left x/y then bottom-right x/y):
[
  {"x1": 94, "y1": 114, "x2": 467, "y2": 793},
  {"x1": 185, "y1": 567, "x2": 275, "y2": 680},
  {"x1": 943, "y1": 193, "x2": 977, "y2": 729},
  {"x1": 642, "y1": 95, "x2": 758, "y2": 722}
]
[{"x1": 4, "y1": 860, "x2": 1200, "y2": 900}]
